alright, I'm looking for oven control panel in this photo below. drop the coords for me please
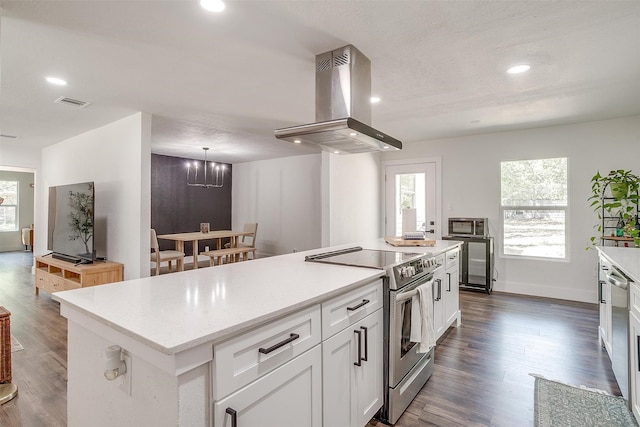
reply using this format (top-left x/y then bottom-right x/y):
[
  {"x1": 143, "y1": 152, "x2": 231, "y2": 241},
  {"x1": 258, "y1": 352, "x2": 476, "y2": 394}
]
[{"x1": 391, "y1": 255, "x2": 440, "y2": 289}]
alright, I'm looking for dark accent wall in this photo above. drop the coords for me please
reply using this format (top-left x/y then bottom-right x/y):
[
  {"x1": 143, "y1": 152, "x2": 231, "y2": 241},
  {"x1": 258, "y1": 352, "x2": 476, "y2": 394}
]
[{"x1": 151, "y1": 154, "x2": 232, "y2": 256}]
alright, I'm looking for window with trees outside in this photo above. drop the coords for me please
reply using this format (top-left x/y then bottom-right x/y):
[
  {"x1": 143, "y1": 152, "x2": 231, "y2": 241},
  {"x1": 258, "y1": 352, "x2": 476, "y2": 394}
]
[
  {"x1": 0, "y1": 181, "x2": 19, "y2": 232},
  {"x1": 501, "y1": 158, "x2": 568, "y2": 259}
]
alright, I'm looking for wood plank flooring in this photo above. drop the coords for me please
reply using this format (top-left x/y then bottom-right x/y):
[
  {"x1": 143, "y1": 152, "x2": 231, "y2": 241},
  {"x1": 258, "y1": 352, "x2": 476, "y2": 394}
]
[
  {"x1": 0, "y1": 251, "x2": 620, "y2": 426},
  {"x1": 369, "y1": 290, "x2": 620, "y2": 427}
]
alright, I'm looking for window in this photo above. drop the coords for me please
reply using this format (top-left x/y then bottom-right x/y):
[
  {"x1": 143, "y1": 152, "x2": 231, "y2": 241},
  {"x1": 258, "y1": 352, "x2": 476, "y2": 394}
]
[
  {"x1": 0, "y1": 180, "x2": 19, "y2": 232},
  {"x1": 501, "y1": 158, "x2": 567, "y2": 259}
]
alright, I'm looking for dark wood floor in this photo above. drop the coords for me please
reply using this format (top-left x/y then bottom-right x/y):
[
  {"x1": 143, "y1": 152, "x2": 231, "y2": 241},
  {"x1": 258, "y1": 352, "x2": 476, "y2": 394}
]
[{"x1": 0, "y1": 251, "x2": 619, "y2": 426}]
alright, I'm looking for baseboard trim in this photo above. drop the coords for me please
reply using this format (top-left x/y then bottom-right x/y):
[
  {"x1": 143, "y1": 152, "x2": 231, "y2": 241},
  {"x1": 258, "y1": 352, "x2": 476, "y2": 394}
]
[{"x1": 492, "y1": 280, "x2": 594, "y2": 303}]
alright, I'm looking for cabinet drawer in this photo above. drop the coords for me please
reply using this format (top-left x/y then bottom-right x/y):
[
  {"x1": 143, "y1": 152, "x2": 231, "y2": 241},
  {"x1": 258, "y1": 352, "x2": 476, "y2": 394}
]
[
  {"x1": 321, "y1": 279, "x2": 383, "y2": 339},
  {"x1": 213, "y1": 304, "x2": 321, "y2": 400},
  {"x1": 214, "y1": 345, "x2": 322, "y2": 427},
  {"x1": 445, "y1": 248, "x2": 459, "y2": 270},
  {"x1": 36, "y1": 271, "x2": 64, "y2": 293},
  {"x1": 631, "y1": 283, "x2": 640, "y2": 316}
]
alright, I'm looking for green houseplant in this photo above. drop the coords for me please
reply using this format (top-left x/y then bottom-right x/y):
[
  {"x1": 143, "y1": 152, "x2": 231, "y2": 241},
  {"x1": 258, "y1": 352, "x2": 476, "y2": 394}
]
[{"x1": 589, "y1": 169, "x2": 640, "y2": 248}]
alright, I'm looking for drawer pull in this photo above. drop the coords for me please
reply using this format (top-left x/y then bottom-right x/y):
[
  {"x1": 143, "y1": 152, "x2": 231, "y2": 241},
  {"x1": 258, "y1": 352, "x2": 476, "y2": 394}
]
[
  {"x1": 258, "y1": 333, "x2": 300, "y2": 354},
  {"x1": 347, "y1": 299, "x2": 370, "y2": 312},
  {"x1": 354, "y1": 329, "x2": 362, "y2": 366},
  {"x1": 226, "y1": 407, "x2": 237, "y2": 427},
  {"x1": 360, "y1": 326, "x2": 368, "y2": 362},
  {"x1": 637, "y1": 336, "x2": 640, "y2": 372}
]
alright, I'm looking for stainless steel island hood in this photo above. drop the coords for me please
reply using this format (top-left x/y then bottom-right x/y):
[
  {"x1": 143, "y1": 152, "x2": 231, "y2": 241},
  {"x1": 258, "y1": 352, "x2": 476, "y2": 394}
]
[{"x1": 275, "y1": 45, "x2": 402, "y2": 154}]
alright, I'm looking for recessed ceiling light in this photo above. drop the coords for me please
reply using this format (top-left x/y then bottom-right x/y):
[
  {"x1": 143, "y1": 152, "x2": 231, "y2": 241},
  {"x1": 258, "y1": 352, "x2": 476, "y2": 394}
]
[
  {"x1": 370, "y1": 96, "x2": 381, "y2": 103},
  {"x1": 506, "y1": 64, "x2": 531, "y2": 74},
  {"x1": 349, "y1": 132, "x2": 358, "y2": 137},
  {"x1": 333, "y1": 151, "x2": 340, "y2": 154},
  {"x1": 46, "y1": 76, "x2": 67, "y2": 86},
  {"x1": 383, "y1": 145, "x2": 389, "y2": 149},
  {"x1": 293, "y1": 139, "x2": 301, "y2": 144},
  {"x1": 200, "y1": 0, "x2": 225, "y2": 12}
]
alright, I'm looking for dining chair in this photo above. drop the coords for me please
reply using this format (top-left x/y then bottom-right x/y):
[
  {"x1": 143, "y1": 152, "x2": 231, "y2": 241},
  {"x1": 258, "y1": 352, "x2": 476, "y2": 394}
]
[
  {"x1": 224, "y1": 223, "x2": 258, "y2": 260},
  {"x1": 150, "y1": 229, "x2": 185, "y2": 275}
]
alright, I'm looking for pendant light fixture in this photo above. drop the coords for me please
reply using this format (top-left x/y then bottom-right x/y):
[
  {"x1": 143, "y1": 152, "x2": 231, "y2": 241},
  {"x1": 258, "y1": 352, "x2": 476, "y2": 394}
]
[{"x1": 186, "y1": 147, "x2": 225, "y2": 188}]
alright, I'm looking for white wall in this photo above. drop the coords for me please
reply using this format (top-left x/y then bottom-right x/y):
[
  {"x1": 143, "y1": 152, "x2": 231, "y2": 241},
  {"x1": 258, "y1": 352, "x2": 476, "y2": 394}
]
[
  {"x1": 232, "y1": 151, "x2": 383, "y2": 256},
  {"x1": 37, "y1": 113, "x2": 151, "y2": 279},
  {"x1": 232, "y1": 154, "x2": 323, "y2": 255},
  {"x1": 0, "y1": 170, "x2": 35, "y2": 251},
  {"x1": 382, "y1": 115, "x2": 640, "y2": 302},
  {"x1": 324, "y1": 152, "x2": 382, "y2": 246}
]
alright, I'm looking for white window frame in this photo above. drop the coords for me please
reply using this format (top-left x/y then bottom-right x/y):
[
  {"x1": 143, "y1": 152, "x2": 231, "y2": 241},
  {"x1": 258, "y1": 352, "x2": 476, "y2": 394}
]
[
  {"x1": 0, "y1": 180, "x2": 19, "y2": 232},
  {"x1": 499, "y1": 158, "x2": 570, "y2": 262}
]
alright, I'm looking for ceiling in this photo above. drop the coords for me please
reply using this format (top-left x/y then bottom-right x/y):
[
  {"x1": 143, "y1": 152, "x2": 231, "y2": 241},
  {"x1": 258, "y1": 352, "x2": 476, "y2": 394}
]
[{"x1": 1, "y1": 1, "x2": 639, "y2": 165}]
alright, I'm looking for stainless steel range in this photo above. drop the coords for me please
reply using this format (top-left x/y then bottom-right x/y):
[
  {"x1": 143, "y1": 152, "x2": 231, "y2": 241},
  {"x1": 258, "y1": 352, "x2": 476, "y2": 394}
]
[{"x1": 305, "y1": 246, "x2": 440, "y2": 424}]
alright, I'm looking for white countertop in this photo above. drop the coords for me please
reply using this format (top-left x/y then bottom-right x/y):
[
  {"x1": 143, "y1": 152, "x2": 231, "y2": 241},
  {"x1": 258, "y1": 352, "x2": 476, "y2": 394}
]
[
  {"x1": 53, "y1": 239, "x2": 461, "y2": 355},
  {"x1": 596, "y1": 246, "x2": 640, "y2": 282}
]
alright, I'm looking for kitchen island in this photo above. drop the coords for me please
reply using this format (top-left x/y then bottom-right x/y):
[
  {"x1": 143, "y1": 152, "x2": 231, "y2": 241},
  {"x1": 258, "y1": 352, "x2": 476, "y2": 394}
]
[{"x1": 53, "y1": 240, "x2": 460, "y2": 426}]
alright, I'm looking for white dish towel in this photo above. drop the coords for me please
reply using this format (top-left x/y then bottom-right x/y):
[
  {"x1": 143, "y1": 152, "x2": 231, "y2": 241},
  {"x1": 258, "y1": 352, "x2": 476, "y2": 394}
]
[{"x1": 409, "y1": 279, "x2": 436, "y2": 353}]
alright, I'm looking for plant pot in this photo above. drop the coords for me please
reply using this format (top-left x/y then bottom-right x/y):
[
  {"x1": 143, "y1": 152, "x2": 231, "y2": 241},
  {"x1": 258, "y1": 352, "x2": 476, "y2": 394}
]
[{"x1": 611, "y1": 182, "x2": 629, "y2": 200}]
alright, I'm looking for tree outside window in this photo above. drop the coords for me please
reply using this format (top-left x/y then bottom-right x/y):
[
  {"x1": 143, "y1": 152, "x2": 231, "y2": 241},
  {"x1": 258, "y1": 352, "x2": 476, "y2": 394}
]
[
  {"x1": 0, "y1": 181, "x2": 18, "y2": 232},
  {"x1": 500, "y1": 158, "x2": 568, "y2": 259}
]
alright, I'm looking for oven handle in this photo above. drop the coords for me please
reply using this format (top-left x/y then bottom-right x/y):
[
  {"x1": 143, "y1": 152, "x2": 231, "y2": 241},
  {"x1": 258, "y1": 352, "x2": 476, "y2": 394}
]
[{"x1": 395, "y1": 277, "x2": 435, "y2": 303}]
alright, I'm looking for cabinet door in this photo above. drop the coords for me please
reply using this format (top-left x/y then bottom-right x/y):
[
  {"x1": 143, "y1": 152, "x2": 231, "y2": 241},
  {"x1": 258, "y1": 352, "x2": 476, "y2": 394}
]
[
  {"x1": 354, "y1": 309, "x2": 383, "y2": 427},
  {"x1": 322, "y1": 309, "x2": 383, "y2": 427},
  {"x1": 214, "y1": 345, "x2": 322, "y2": 427},
  {"x1": 444, "y1": 263, "x2": 460, "y2": 328},
  {"x1": 629, "y1": 311, "x2": 640, "y2": 421}
]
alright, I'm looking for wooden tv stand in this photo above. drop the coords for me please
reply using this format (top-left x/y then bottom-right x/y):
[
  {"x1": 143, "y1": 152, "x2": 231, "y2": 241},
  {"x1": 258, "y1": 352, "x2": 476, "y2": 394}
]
[{"x1": 35, "y1": 255, "x2": 123, "y2": 295}]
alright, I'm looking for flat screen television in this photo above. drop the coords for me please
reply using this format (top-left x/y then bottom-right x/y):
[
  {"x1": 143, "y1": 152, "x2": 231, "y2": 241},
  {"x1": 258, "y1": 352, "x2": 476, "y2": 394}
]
[{"x1": 47, "y1": 181, "x2": 95, "y2": 264}]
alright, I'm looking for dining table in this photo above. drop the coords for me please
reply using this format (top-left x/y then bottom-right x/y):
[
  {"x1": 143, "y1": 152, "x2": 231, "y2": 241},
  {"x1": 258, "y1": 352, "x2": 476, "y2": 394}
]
[{"x1": 157, "y1": 230, "x2": 254, "y2": 269}]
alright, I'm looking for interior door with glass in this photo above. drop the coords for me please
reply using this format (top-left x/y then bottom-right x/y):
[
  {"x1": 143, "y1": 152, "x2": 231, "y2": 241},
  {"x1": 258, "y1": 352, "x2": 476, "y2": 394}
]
[{"x1": 385, "y1": 162, "x2": 437, "y2": 238}]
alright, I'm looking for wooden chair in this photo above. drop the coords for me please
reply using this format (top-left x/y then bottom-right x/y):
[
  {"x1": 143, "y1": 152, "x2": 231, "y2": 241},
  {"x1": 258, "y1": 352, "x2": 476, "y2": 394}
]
[
  {"x1": 224, "y1": 223, "x2": 258, "y2": 260},
  {"x1": 150, "y1": 229, "x2": 185, "y2": 275}
]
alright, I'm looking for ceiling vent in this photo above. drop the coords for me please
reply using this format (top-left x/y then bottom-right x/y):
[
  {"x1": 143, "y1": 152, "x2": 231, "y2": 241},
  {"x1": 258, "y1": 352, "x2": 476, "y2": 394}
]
[
  {"x1": 54, "y1": 96, "x2": 91, "y2": 108},
  {"x1": 0, "y1": 134, "x2": 17, "y2": 139}
]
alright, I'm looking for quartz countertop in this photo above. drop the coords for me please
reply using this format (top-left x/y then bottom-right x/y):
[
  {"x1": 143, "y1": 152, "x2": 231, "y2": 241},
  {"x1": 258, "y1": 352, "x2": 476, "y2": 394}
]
[
  {"x1": 53, "y1": 239, "x2": 461, "y2": 355},
  {"x1": 596, "y1": 246, "x2": 640, "y2": 282}
]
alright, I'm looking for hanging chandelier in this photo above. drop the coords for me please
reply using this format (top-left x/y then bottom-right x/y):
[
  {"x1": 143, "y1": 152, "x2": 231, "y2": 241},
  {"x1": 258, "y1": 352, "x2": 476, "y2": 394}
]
[{"x1": 186, "y1": 147, "x2": 225, "y2": 188}]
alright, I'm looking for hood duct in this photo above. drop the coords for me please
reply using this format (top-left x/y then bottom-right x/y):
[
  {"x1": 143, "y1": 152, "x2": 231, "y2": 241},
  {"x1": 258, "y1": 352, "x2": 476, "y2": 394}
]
[{"x1": 275, "y1": 45, "x2": 402, "y2": 154}]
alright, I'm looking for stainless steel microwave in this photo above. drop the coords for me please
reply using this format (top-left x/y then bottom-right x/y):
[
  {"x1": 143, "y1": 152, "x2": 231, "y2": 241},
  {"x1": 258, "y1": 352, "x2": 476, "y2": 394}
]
[{"x1": 448, "y1": 218, "x2": 488, "y2": 237}]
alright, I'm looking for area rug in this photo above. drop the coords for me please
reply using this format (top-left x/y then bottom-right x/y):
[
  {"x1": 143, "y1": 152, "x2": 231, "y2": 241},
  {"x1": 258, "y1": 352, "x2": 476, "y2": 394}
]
[
  {"x1": 531, "y1": 374, "x2": 638, "y2": 427},
  {"x1": 10, "y1": 335, "x2": 23, "y2": 352}
]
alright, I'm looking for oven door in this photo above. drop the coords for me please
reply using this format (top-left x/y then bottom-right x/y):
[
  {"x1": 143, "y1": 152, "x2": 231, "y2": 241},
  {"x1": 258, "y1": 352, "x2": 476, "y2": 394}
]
[{"x1": 388, "y1": 275, "x2": 435, "y2": 387}]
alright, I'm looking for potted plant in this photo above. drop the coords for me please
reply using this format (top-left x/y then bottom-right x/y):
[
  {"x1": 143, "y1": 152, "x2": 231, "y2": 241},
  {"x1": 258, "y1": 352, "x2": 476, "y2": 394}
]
[{"x1": 589, "y1": 169, "x2": 640, "y2": 248}]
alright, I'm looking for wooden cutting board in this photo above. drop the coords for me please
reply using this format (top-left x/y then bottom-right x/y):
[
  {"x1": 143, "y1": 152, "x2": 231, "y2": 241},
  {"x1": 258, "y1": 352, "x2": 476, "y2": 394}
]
[{"x1": 384, "y1": 236, "x2": 436, "y2": 247}]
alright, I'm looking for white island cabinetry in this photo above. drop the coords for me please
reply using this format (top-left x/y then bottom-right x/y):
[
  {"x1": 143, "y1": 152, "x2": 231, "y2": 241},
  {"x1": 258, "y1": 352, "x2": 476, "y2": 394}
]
[
  {"x1": 444, "y1": 247, "x2": 461, "y2": 330},
  {"x1": 212, "y1": 305, "x2": 323, "y2": 426},
  {"x1": 53, "y1": 240, "x2": 461, "y2": 427},
  {"x1": 322, "y1": 280, "x2": 384, "y2": 427},
  {"x1": 433, "y1": 246, "x2": 461, "y2": 339}
]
